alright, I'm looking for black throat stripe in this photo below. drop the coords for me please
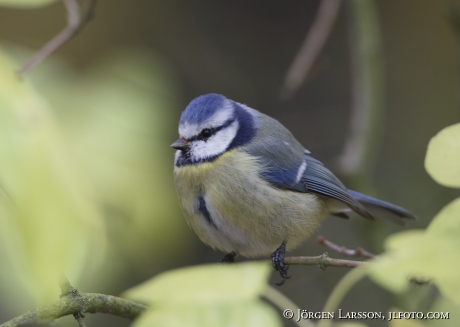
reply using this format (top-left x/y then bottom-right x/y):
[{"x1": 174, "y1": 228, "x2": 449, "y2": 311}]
[{"x1": 197, "y1": 196, "x2": 217, "y2": 229}]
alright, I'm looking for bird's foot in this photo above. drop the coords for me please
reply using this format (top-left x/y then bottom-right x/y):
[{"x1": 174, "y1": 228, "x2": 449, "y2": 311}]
[
  {"x1": 221, "y1": 251, "x2": 237, "y2": 263},
  {"x1": 271, "y1": 241, "x2": 291, "y2": 286}
]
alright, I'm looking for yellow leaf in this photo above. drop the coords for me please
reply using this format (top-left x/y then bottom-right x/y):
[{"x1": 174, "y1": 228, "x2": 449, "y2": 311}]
[
  {"x1": 123, "y1": 262, "x2": 272, "y2": 305},
  {"x1": 132, "y1": 302, "x2": 281, "y2": 327},
  {"x1": 369, "y1": 198, "x2": 460, "y2": 307},
  {"x1": 425, "y1": 123, "x2": 460, "y2": 188},
  {"x1": 0, "y1": 48, "x2": 104, "y2": 305},
  {"x1": 126, "y1": 263, "x2": 279, "y2": 327}
]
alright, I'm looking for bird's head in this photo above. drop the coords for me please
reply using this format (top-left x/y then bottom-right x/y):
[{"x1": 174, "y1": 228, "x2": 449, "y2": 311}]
[{"x1": 172, "y1": 94, "x2": 256, "y2": 166}]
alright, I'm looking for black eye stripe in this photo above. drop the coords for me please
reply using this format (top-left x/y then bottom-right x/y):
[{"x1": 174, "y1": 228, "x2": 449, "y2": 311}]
[{"x1": 188, "y1": 118, "x2": 235, "y2": 142}]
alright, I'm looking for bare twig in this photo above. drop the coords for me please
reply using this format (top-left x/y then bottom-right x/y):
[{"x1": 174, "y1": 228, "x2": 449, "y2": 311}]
[
  {"x1": 19, "y1": 0, "x2": 97, "y2": 76},
  {"x1": 280, "y1": 0, "x2": 343, "y2": 98},
  {"x1": 72, "y1": 312, "x2": 86, "y2": 327},
  {"x1": 317, "y1": 236, "x2": 377, "y2": 258},
  {"x1": 283, "y1": 252, "x2": 365, "y2": 270},
  {"x1": 58, "y1": 277, "x2": 87, "y2": 326}
]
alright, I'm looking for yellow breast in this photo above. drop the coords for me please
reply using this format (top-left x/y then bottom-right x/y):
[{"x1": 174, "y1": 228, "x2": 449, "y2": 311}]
[{"x1": 173, "y1": 150, "x2": 327, "y2": 257}]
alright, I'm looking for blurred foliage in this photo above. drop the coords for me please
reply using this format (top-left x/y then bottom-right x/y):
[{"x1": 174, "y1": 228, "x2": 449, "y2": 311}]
[
  {"x1": 24, "y1": 47, "x2": 195, "y2": 279},
  {"x1": 425, "y1": 124, "x2": 460, "y2": 188},
  {"x1": 311, "y1": 123, "x2": 460, "y2": 327},
  {"x1": 369, "y1": 123, "x2": 460, "y2": 308},
  {"x1": 124, "y1": 262, "x2": 281, "y2": 327},
  {"x1": 0, "y1": 43, "x2": 194, "y2": 313},
  {"x1": 0, "y1": 0, "x2": 56, "y2": 8},
  {"x1": 0, "y1": 47, "x2": 104, "y2": 306}
]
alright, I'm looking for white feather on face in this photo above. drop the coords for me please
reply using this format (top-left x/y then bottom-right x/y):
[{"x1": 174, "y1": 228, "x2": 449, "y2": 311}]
[
  {"x1": 177, "y1": 101, "x2": 239, "y2": 162},
  {"x1": 189, "y1": 120, "x2": 239, "y2": 161}
]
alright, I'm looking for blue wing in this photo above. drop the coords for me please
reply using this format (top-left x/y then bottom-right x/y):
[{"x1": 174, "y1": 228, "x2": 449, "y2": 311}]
[
  {"x1": 258, "y1": 150, "x2": 418, "y2": 223},
  {"x1": 242, "y1": 114, "x2": 414, "y2": 224},
  {"x1": 300, "y1": 154, "x2": 374, "y2": 220},
  {"x1": 253, "y1": 144, "x2": 374, "y2": 220}
]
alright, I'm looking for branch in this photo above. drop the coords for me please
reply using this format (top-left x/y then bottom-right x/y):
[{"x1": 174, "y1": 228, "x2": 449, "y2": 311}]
[
  {"x1": 280, "y1": 0, "x2": 343, "y2": 98},
  {"x1": 2, "y1": 253, "x2": 366, "y2": 327},
  {"x1": 283, "y1": 252, "x2": 366, "y2": 270},
  {"x1": 317, "y1": 235, "x2": 376, "y2": 258},
  {"x1": 19, "y1": 0, "x2": 97, "y2": 76},
  {"x1": 0, "y1": 293, "x2": 147, "y2": 327}
]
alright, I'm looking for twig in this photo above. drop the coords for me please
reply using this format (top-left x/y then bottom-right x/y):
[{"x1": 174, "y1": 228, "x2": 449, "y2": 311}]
[
  {"x1": 280, "y1": 0, "x2": 343, "y2": 98},
  {"x1": 72, "y1": 312, "x2": 86, "y2": 327},
  {"x1": 283, "y1": 253, "x2": 365, "y2": 270},
  {"x1": 58, "y1": 277, "x2": 87, "y2": 326},
  {"x1": 0, "y1": 293, "x2": 147, "y2": 327},
  {"x1": 317, "y1": 235, "x2": 376, "y2": 258},
  {"x1": 19, "y1": 0, "x2": 97, "y2": 76}
]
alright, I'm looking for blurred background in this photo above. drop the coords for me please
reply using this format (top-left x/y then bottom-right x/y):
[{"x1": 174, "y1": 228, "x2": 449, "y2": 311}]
[{"x1": 0, "y1": 0, "x2": 459, "y2": 326}]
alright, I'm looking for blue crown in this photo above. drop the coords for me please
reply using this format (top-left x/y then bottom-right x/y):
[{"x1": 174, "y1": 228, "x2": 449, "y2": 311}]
[{"x1": 180, "y1": 93, "x2": 227, "y2": 125}]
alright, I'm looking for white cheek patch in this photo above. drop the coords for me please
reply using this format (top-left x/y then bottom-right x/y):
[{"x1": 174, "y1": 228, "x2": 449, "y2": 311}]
[{"x1": 191, "y1": 120, "x2": 239, "y2": 161}]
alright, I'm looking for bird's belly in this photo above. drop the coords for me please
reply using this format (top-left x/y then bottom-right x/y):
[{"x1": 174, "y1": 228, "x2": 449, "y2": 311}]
[{"x1": 173, "y1": 151, "x2": 328, "y2": 257}]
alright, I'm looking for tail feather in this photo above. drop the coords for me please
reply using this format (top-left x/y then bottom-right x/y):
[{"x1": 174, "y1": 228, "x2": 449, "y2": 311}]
[{"x1": 348, "y1": 190, "x2": 417, "y2": 226}]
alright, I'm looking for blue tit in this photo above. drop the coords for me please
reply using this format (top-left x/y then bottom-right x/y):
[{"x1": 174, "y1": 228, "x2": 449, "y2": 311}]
[{"x1": 171, "y1": 93, "x2": 415, "y2": 285}]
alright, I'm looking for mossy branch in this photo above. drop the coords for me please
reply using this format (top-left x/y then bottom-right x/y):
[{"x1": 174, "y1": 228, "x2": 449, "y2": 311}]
[
  {"x1": 0, "y1": 292, "x2": 147, "y2": 327},
  {"x1": 1, "y1": 254, "x2": 368, "y2": 327}
]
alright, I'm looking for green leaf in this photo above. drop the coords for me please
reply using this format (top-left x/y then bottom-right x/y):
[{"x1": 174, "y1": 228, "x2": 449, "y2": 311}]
[
  {"x1": 428, "y1": 295, "x2": 459, "y2": 327},
  {"x1": 0, "y1": 0, "x2": 57, "y2": 8},
  {"x1": 132, "y1": 302, "x2": 280, "y2": 327},
  {"x1": 425, "y1": 123, "x2": 460, "y2": 188},
  {"x1": 123, "y1": 262, "x2": 272, "y2": 305},
  {"x1": 125, "y1": 262, "x2": 281, "y2": 327},
  {"x1": 369, "y1": 198, "x2": 460, "y2": 307},
  {"x1": 0, "y1": 48, "x2": 104, "y2": 305}
]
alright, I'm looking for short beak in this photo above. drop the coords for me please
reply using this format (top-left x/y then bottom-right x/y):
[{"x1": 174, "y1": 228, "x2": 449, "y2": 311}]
[{"x1": 171, "y1": 138, "x2": 191, "y2": 151}]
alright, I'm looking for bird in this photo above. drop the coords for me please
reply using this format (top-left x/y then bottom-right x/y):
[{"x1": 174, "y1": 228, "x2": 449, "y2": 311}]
[{"x1": 171, "y1": 93, "x2": 416, "y2": 285}]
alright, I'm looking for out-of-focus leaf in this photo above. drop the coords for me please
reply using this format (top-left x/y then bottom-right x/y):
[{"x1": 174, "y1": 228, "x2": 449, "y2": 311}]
[
  {"x1": 0, "y1": 48, "x2": 104, "y2": 305},
  {"x1": 125, "y1": 262, "x2": 280, "y2": 327},
  {"x1": 425, "y1": 123, "x2": 460, "y2": 188},
  {"x1": 123, "y1": 262, "x2": 272, "y2": 305},
  {"x1": 428, "y1": 295, "x2": 459, "y2": 327},
  {"x1": 369, "y1": 198, "x2": 460, "y2": 307},
  {"x1": 132, "y1": 302, "x2": 280, "y2": 327},
  {"x1": 0, "y1": 0, "x2": 57, "y2": 8},
  {"x1": 33, "y1": 48, "x2": 192, "y2": 276},
  {"x1": 0, "y1": 44, "x2": 191, "y2": 295}
]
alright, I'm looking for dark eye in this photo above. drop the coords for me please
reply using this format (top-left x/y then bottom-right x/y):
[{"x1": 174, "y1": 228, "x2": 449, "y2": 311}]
[{"x1": 201, "y1": 128, "x2": 212, "y2": 138}]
